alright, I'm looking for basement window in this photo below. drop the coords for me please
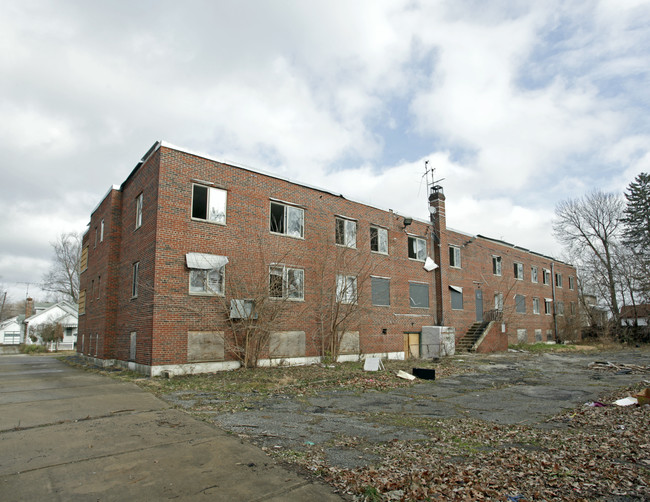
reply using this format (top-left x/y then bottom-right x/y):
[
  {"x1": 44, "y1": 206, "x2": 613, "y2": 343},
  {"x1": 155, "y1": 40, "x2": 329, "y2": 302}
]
[
  {"x1": 270, "y1": 201, "x2": 304, "y2": 238},
  {"x1": 408, "y1": 236, "x2": 426, "y2": 261},
  {"x1": 192, "y1": 184, "x2": 227, "y2": 224}
]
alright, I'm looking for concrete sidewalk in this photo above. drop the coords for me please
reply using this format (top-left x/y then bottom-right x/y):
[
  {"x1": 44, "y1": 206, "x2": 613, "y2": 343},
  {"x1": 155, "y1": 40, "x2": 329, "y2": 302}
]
[{"x1": 0, "y1": 354, "x2": 343, "y2": 501}]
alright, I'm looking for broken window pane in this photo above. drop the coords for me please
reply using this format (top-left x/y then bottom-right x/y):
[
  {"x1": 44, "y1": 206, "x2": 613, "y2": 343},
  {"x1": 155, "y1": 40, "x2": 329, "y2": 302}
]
[
  {"x1": 336, "y1": 274, "x2": 357, "y2": 304},
  {"x1": 336, "y1": 218, "x2": 356, "y2": 247},
  {"x1": 189, "y1": 267, "x2": 224, "y2": 295},
  {"x1": 270, "y1": 201, "x2": 303, "y2": 238},
  {"x1": 269, "y1": 266, "x2": 284, "y2": 298},
  {"x1": 286, "y1": 206, "x2": 304, "y2": 238},
  {"x1": 408, "y1": 236, "x2": 426, "y2": 261},
  {"x1": 370, "y1": 227, "x2": 388, "y2": 253},
  {"x1": 287, "y1": 268, "x2": 304, "y2": 300},
  {"x1": 192, "y1": 184, "x2": 227, "y2": 224},
  {"x1": 270, "y1": 202, "x2": 285, "y2": 233}
]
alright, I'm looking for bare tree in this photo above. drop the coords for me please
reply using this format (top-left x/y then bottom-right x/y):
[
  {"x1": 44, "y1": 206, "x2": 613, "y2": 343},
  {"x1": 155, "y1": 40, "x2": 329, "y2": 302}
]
[
  {"x1": 41, "y1": 232, "x2": 81, "y2": 303},
  {"x1": 312, "y1": 240, "x2": 376, "y2": 361},
  {"x1": 37, "y1": 321, "x2": 64, "y2": 351},
  {"x1": 554, "y1": 191, "x2": 624, "y2": 326}
]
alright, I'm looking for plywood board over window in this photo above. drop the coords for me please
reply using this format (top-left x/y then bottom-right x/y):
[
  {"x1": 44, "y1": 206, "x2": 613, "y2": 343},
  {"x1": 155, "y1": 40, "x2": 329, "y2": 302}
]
[
  {"x1": 269, "y1": 331, "x2": 306, "y2": 358},
  {"x1": 338, "y1": 331, "x2": 360, "y2": 354},
  {"x1": 187, "y1": 331, "x2": 225, "y2": 362}
]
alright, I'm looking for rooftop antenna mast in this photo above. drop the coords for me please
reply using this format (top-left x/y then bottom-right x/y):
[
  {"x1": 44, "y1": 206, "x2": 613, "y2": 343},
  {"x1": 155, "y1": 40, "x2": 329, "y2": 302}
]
[{"x1": 422, "y1": 160, "x2": 445, "y2": 216}]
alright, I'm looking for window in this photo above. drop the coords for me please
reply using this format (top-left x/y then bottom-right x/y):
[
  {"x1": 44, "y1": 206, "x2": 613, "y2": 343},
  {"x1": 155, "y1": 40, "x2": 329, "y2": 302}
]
[
  {"x1": 492, "y1": 256, "x2": 502, "y2": 276},
  {"x1": 336, "y1": 275, "x2": 357, "y2": 304},
  {"x1": 408, "y1": 236, "x2": 426, "y2": 261},
  {"x1": 371, "y1": 276, "x2": 390, "y2": 306},
  {"x1": 335, "y1": 217, "x2": 357, "y2": 248},
  {"x1": 78, "y1": 290, "x2": 86, "y2": 315},
  {"x1": 449, "y1": 246, "x2": 461, "y2": 268},
  {"x1": 97, "y1": 276, "x2": 101, "y2": 299},
  {"x1": 370, "y1": 226, "x2": 388, "y2": 254},
  {"x1": 533, "y1": 297, "x2": 540, "y2": 314},
  {"x1": 100, "y1": 219, "x2": 104, "y2": 242},
  {"x1": 410, "y1": 282, "x2": 430, "y2": 308},
  {"x1": 515, "y1": 294, "x2": 526, "y2": 313},
  {"x1": 555, "y1": 273, "x2": 563, "y2": 288},
  {"x1": 269, "y1": 265, "x2": 304, "y2": 300},
  {"x1": 94, "y1": 227, "x2": 98, "y2": 248},
  {"x1": 514, "y1": 262, "x2": 524, "y2": 280},
  {"x1": 192, "y1": 184, "x2": 227, "y2": 224},
  {"x1": 186, "y1": 253, "x2": 227, "y2": 296},
  {"x1": 543, "y1": 269, "x2": 551, "y2": 285},
  {"x1": 80, "y1": 246, "x2": 88, "y2": 272},
  {"x1": 531, "y1": 266, "x2": 538, "y2": 283},
  {"x1": 449, "y1": 285, "x2": 462, "y2": 310},
  {"x1": 132, "y1": 262, "x2": 139, "y2": 298},
  {"x1": 544, "y1": 298, "x2": 552, "y2": 315},
  {"x1": 270, "y1": 201, "x2": 304, "y2": 238},
  {"x1": 91, "y1": 279, "x2": 95, "y2": 301},
  {"x1": 494, "y1": 292, "x2": 503, "y2": 311},
  {"x1": 570, "y1": 301, "x2": 576, "y2": 315},
  {"x1": 569, "y1": 276, "x2": 575, "y2": 290},
  {"x1": 557, "y1": 301, "x2": 565, "y2": 316},
  {"x1": 135, "y1": 193, "x2": 143, "y2": 229},
  {"x1": 129, "y1": 332, "x2": 137, "y2": 361}
]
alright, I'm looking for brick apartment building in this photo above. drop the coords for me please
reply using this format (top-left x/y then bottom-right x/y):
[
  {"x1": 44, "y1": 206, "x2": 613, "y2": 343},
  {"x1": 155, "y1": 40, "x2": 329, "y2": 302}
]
[{"x1": 77, "y1": 141, "x2": 579, "y2": 375}]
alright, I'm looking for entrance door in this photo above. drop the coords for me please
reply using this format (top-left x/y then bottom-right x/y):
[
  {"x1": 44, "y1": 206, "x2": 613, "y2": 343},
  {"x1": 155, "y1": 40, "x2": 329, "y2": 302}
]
[
  {"x1": 475, "y1": 289, "x2": 483, "y2": 322},
  {"x1": 403, "y1": 332, "x2": 420, "y2": 359}
]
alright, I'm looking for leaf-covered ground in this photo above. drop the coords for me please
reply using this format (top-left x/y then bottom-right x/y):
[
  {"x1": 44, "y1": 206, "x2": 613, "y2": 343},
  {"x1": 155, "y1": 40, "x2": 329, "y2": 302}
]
[{"x1": 65, "y1": 345, "x2": 650, "y2": 500}]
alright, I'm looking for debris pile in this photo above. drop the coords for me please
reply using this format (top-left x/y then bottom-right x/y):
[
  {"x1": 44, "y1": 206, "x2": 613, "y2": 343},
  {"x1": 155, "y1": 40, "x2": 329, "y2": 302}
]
[{"x1": 588, "y1": 361, "x2": 650, "y2": 374}]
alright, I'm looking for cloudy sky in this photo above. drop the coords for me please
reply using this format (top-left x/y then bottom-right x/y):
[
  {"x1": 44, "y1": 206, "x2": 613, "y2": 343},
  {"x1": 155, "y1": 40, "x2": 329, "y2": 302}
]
[{"x1": 1, "y1": 0, "x2": 649, "y2": 301}]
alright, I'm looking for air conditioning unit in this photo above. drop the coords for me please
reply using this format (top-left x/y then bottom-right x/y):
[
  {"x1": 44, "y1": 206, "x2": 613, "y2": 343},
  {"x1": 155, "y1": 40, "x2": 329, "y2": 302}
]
[{"x1": 229, "y1": 299, "x2": 258, "y2": 320}]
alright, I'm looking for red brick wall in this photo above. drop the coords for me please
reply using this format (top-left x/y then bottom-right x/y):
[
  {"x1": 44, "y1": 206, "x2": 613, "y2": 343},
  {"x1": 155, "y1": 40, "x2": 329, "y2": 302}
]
[{"x1": 80, "y1": 143, "x2": 580, "y2": 369}]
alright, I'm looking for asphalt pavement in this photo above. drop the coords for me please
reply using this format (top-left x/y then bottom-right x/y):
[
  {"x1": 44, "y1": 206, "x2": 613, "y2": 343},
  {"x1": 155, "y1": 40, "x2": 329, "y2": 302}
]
[{"x1": 0, "y1": 354, "x2": 343, "y2": 501}]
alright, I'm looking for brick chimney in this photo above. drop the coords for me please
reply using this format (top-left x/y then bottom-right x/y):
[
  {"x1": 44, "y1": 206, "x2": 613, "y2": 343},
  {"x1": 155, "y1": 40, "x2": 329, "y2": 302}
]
[
  {"x1": 428, "y1": 186, "x2": 446, "y2": 325},
  {"x1": 25, "y1": 297, "x2": 34, "y2": 318}
]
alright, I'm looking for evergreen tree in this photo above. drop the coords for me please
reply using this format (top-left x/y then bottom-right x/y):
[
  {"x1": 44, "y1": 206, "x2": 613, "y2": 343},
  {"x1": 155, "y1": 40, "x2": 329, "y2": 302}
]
[{"x1": 622, "y1": 173, "x2": 650, "y2": 254}]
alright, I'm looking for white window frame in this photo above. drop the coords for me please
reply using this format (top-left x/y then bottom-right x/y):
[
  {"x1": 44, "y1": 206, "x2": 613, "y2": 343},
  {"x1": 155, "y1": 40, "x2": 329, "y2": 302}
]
[
  {"x1": 269, "y1": 265, "x2": 305, "y2": 301},
  {"x1": 336, "y1": 274, "x2": 358, "y2": 304},
  {"x1": 335, "y1": 217, "x2": 357, "y2": 248},
  {"x1": 270, "y1": 201, "x2": 304, "y2": 239},
  {"x1": 449, "y1": 245, "x2": 461, "y2": 268},
  {"x1": 492, "y1": 256, "x2": 502, "y2": 276},
  {"x1": 494, "y1": 292, "x2": 503, "y2": 311},
  {"x1": 514, "y1": 262, "x2": 524, "y2": 280},
  {"x1": 531, "y1": 266, "x2": 538, "y2": 283},
  {"x1": 569, "y1": 276, "x2": 575, "y2": 290},
  {"x1": 191, "y1": 183, "x2": 227, "y2": 225},
  {"x1": 408, "y1": 236, "x2": 427, "y2": 262},
  {"x1": 135, "y1": 193, "x2": 143, "y2": 229},
  {"x1": 370, "y1": 226, "x2": 388, "y2": 254},
  {"x1": 555, "y1": 273, "x2": 563, "y2": 288},
  {"x1": 189, "y1": 268, "x2": 225, "y2": 296},
  {"x1": 100, "y1": 219, "x2": 104, "y2": 242},
  {"x1": 533, "y1": 297, "x2": 540, "y2": 315},
  {"x1": 543, "y1": 269, "x2": 551, "y2": 285},
  {"x1": 544, "y1": 298, "x2": 553, "y2": 315}
]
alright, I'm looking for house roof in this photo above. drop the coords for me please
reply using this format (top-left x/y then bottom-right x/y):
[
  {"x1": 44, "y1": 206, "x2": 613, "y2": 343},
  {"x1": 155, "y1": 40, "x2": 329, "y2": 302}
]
[
  {"x1": 0, "y1": 316, "x2": 20, "y2": 329},
  {"x1": 25, "y1": 301, "x2": 78, "y2": 324},
  {"x1": 620, "y1": 304, "x2": 650, "y2": 319}
]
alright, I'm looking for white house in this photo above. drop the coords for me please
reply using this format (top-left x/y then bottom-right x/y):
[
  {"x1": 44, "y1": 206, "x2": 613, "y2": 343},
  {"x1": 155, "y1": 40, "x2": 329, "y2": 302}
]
[
  {"x1": 24, "y1": 301, "x2": 79, "y2": 351},
  {"x1": 0, "y1": 317, "x2": 22, "y2": 345}
]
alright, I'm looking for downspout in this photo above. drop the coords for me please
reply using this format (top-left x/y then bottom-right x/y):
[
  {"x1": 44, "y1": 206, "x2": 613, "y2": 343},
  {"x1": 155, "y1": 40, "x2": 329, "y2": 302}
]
[{"x1": 551, "y1": 262, "x2": 558, "y2": 342}]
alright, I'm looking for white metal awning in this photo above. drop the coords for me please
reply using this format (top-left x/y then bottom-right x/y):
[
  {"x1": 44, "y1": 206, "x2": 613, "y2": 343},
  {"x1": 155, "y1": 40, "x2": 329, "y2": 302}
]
[
  {"x1": 186, "y1": 253, "x2": 228, "y2": 270},
  {"x1": 449, "y1": 285, "x2": 463, "y2": 293}
]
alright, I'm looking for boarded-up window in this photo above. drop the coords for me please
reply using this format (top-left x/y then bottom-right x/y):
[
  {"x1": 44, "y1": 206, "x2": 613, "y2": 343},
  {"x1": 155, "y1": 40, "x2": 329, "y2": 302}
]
[
  {"x1": 339, "y1": 331, "x2": 360, "y2": 354},
  {"x1": 129, "y1": 332, "x2": 137, "y2": 361},
  {"x1": 80, "y1": 246, "x2": 88, "y2": 272},
  {"x1": 515, "y1": 294, "x2": 526, "y2": 313},
  {"x1": 187, "y1": 331, "x2": 225, "y2": 362},
  {"x1": 535, "y1": 329, "x2": 542, "y2": 342},
  {"x1": 78, "y1": 290, "x2": 86, "y2": 315},
  {"x1": 371, "y1": 277, "x2": 390, "y2": 306},
  {"x1": 517, "y1": 329, "x2": 527, "y2": 343},
  {"x1": 269, "y1": 331, "x2": 306, "y2": 358},
  {"x1": 410, "y1": 282, "x2": 430, "y2": 308},
  {"x1": 449, "y1": 285, "x2": 462, "y2": 310}
]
